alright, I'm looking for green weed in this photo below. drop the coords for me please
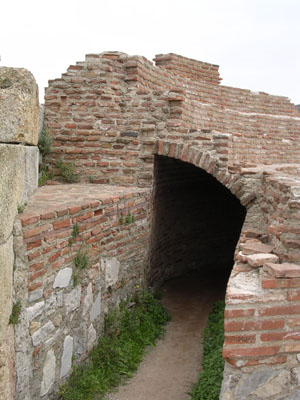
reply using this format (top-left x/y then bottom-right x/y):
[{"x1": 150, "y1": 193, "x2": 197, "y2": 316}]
[
  {"x1": 38, "y1": 127, "x2": 53, "y2": 158},
  {"x1": 9, "y1": 301, "x2": 22, "y2": 324},
  {"x1": 59, "y1": 290, "x2": 170, "y2": 400},
  {"x1": 189, "y1": 301, "x2": 225, "y2": 400},
  {"x1": 73, "y1": 248, "x2": 89, "y2": 286},
  {"x1": 56, "y1": 159, "x2": 80, "y2": 183},
  {"x1": 68, "y1": 223, "x2": 80, "y2": 246}
]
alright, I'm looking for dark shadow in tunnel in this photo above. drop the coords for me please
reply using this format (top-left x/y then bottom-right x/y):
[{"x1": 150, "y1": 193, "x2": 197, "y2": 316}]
[{"x1": 149, "y1": 155, "x2": 246, "y2": 287}]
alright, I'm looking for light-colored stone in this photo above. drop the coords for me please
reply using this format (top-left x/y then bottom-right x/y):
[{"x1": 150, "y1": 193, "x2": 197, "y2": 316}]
[
  {"x1": 0, "y1": 237, "x2": 13, "y2": 344},
  {"x1": 53, "y1": 267, "x2": 73, "y2": 288},
  {"x1": 0, "y1": 67, "x2": 39, "y2": 145},
  {"x1": 82, "y1": 283, "x2": 93, "y2": 318},
  {"x1": 40, "y1": 349, "x2": 56, "y2": 396},
  {"x1": 0, "y1": 144, "x2": 25, "y2": 243},
  {"x1": 54, "y1": 315, "x2": 63, "y2": 327},
  {"x1": 246, "y1": 253, "x2": 279, "y2": 268},
  {"x1": 60, "y1": 335, "x2": 73, "y2": 378},
  {"x1": 24, "y1": 146, "x2": 39, "y2": 203},
  {"x1": 235, "y1": 369, "x2": 281, "y2": 400},
  {"x1": 64, "y1": 286, "x2": 81, "y2": 313},
  {"x1": 101, "y1": 257, "x2": 120, "y2": 287},
  {"x1": 28, "y1": 289, "x2": 43, "y2": 303},
  {"x1": 29, "y1": 321, "x2": 41, "y2": 335},
  {"x1": 253, "y1": 370, "x2": 289, "y2": 397},
  {"x1": 264, "y1": 262, "x2": 300, "y2": 278},
  {"x1": 90, "y1": 290, "x2": 101, "y2": 322},
  {"x1": 26, "y1": 301, "x2": 45, "y2": 322},
  {"x1": 31, "y1": 321, "x2": 55, "y2": 347},
  {"x1": 88, "y1": 324, "x2": 97, "y2": 351}
]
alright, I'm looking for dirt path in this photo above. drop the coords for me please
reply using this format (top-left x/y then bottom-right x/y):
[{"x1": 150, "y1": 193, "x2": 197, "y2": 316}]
[{"x1": 106, "y1": 271, "x2": 227, "y2": 400}]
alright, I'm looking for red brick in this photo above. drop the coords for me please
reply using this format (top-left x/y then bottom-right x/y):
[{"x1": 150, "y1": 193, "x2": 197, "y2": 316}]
[
  {"x1": 224, "y1": 334, "x2": 256, "y2": 345},
  {"x1": 29, "y1": 262, "x2": 44, "y2": 272},
  {"x1": 28, "y1": 282, "x2": 42, "y2": 291},
  {"x1": 225, "y1": 319, "x2": 285, "y2": 332},
  {"x1": 20, "y1": 215, "x2": 40, "y2": 227},
  {"x1": 23, "y1": 224, "x2": 52, "y2": 239},
  {"x1": 225, "y1": 309, "x2": 255, "y2": 319},
  {"x1": 27, "y1": 239, "x2": 42, "y2": 251},
  {"x1": 223, "y1": 345, "x2": 280, "y2": 359},
  {"x1": 28, "y1": 251, "x2": 41, "y2": 261},
  {"x1": 72, "y1": 212, "x2": 93, "y2": 223},
  {"x1": 28, "y1": 269, "x2": 46, "y2": 282},
  {"x1": 260, "y1": 331, "x2": 300, "y2": 342},
  {"x1": 68, "y1": 206, "x2": 82, "y2": 214},
  {"x1": 259, "y1": 305, "x2": 300, "y2": 316},
  {"x1": 49, "y1": 251, "x2": 61, "y2": 263},
  {"x1": 40, "y1": 212, "x2": 56, "y2": 220},
  {"x1": 53, "y1": 219, "x2": 71, "y2": 230}
]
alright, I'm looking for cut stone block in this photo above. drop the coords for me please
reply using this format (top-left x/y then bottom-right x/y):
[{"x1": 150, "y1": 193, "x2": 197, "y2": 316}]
[
  {"x1": 242, "y1": 241, "x2": 274, "y2": 255},
  {"x1": 0, "y1": 144, "x2": 25, "y2": 242},
  {"x1": 264, "y1": 263, "x2": 300, "y2": 278},
  {"x1": 246, "y1": 253, "x2": 279, "y2": 268},
  {"x1": 0, "y1": 67, "x2": 39, "y2": 145}
]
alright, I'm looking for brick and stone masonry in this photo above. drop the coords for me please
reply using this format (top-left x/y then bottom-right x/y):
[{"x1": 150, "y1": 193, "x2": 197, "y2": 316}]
[{"x1": 1, "y1": 51, "x2": 300, "y2": 399}]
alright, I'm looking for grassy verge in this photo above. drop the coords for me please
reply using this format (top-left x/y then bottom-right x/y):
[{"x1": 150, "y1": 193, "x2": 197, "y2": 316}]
[
  {"x1": 59, "y1": 290, "x2": 170, "y2": 400},
  {"x1": 189, "y1": 300, "x2": 225, "y2": 400}
]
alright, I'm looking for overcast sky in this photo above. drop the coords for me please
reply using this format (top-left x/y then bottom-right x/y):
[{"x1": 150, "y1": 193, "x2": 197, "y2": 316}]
[{"x1": 1, "y1": 0, "x2": 299, "y2": 105}]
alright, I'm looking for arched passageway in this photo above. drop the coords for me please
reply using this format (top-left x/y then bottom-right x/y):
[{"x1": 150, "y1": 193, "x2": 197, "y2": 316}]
[{"x1": 150, "y1": 155, "x2": 246, "y2": 286}]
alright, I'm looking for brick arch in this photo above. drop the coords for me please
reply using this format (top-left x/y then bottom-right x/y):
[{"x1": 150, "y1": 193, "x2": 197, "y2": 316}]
[{"x1": 155, "y1": 139, "x2": 256, "y2": 208}]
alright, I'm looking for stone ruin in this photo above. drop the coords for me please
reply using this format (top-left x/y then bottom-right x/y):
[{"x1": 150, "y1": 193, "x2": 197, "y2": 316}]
[{"x1": 1, "y1": 51, "x2": 300, "y2": 399}]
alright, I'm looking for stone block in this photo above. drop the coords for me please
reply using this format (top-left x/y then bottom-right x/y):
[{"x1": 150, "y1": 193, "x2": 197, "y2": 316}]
[
  {"x1": 40, "y1": 349, "x2": 56, "y2": 396},
  {"x1": 64, "y1": 286, "x2": 81, "y2": 313},
  {"x1": 53, "y1": 267, "x2": 73, "y2": 288},
  {"x1": 0, "y1": 67, "x2": 39, "y2": 145},
  {"x1": 31, "y1": 321, "x2": 55, "y2": 347},
  {"x1": 246, "y1": 253, "x2": 279, "y2": 268},
  {"x1": 0, "y1": 144, "x2": 25, "y2": 242},
  {"x1": 264, "y1": 262, "x2": 300, "y2": 278},
  {"x1": 101, "y1": 257, "x2": 120, "y2": 287},
  {"x1": 0, "y1": 237, "x2": 13, "y2": 344},
  {"x1": 90, "y1": 291, "x2": 101, "y2": 322},
  {"x1": 24, "y1": 146, "x2": 39, "y2": 202},
  {"x1": 60, "y1": 335, "x2": 73, "y2": 378}
]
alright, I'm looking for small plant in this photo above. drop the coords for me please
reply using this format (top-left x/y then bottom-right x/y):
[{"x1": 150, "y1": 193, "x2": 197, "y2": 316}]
[
  {"x1": 88, "y1": 175, "x2": 95, "y2": 183},
  {"x1": 56, "y1": 159, "x2": 80, "y2": 183},
  {"x1": 17, "y1": 203, "x2": 27, "y2": 214},
  {"x1": 59, "y1": 290, "x2": 170, "y2": 400},
  {"x1": 38, "y1": 127, "x2": 53, "y2": 158},
  {"x1": 189, "y1": 301, "x2": 225, "y2": 400},
  {"x1": 119, "y1": 212, "x2": 135, "y2": 225},
  {"x1": 73, "y1": 248, "x2": 89, "y2": 285},
  {"x1": 9, "y1": 301, "x2": 22, "y2": 324},
  {"x1": 68, "y1": 223, "x2": 80, "y2": 246},
  {"x1": 38, "y1": 167, "x2": 54, "y2": 187}
]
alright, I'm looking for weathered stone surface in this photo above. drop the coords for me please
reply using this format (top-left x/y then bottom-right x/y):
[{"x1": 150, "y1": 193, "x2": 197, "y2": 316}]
[
  {"x1": 0, "y1": 144, "x2": 25, "y2": 243},
  {"x1": 0, "y1": 327, "x2": 15, "y2": 400},
  {"x1": 24, "y1": 146, "x2": 39, "y2": 202},
  {"x1": 246, "y1": 253, "x2": 279, "y2": 268},
  {"x1": 31, "y1": 321, "x2": 55, "y2": 346},
  {"x1": 26, "y1": 301, "x2": 45, "y2": 322},
  {"x1": 264, "y1": 262, "x2": 300, "y2": 278},
  {"x1": 64, "y1": 286, "x2": 81, "y2": 313},
  {"x1": 28, "y1": 289, "x2": 43, "y2": 303},
  {"x1": 0, "y1": 237, "x2": 13, "y2": 344},
  {"x1": 102, "y1": 257, "x2": 120, "y2": 287},
  {"x1": 88, "y1": 324, "x2": 97, "y2": 351},
  {"x1": 0, "y1": 67, "x2": 39, "y2": 145},
  {"x1": 60, "y1": 335, "x2": 73, "y2": 378},
  {"x1": 82, "y1": 283, "x2": 93, "y2": 318},
  {"x1": 40, "y1": 349, "x2": 56, "y2": 396},
  {"x1": 90, "y1": 290, "x2": 101, "y2": 322},
  {"x1": 53, "y1": 267, "x2": 73, "y2": 288}
]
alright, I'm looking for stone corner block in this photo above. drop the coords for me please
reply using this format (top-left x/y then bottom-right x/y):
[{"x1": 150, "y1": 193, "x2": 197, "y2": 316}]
[
  {"x1": 0, "y1": 67, "x2": 39, "y2": 145},
  {"x1": 0, "y1": 144, "x2": 25, "y2": 242}
]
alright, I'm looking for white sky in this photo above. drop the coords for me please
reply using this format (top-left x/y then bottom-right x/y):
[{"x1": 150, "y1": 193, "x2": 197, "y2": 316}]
[{"x1": 1, "y1": 0, "x2": 299, "y2": 105}]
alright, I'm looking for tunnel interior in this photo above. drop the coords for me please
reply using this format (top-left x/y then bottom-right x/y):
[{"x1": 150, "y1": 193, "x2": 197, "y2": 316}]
[{"x1": 149, "y1": 155, "x2": 246, "y2": 286}]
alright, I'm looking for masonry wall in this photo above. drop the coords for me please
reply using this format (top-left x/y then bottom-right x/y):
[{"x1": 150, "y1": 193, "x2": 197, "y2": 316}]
[
  {"x1": 13, "y1": 184, "x2": 151, "y2": 399},
  {"x1": 44, "y1": 52, "x2": 300, "y2": 188},
  {"x1": 0, "y1": 68, "x2": 39, "y2": 400}
]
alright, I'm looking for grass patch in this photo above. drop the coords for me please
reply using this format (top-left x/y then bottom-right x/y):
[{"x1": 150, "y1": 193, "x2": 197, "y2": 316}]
[
  {"x1": 56, "y1": 159, "x2": 80, "y2": 183},
  {"x1": 189, "y1": 300, "x2": 225, "y2": 400},
  {"x1": 59, "y1": 290, "x2": 170, "y2": 400}
]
